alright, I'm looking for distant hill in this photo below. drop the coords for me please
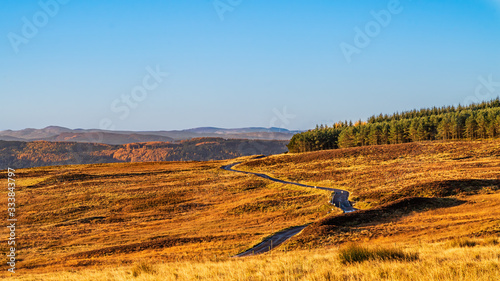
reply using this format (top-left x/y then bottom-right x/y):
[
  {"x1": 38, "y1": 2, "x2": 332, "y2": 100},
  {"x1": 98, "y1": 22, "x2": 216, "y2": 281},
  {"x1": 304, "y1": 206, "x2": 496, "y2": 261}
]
[
  {"x1": 41, "y1": 132, "x2": 175, "y2": 145},
  {"x1": 0, "y1": 135, "x2": 26, "y2": 141},
  {"x1": 0, "y1": 126, "x2": 72, "y2": 139},
  {"x1": 0, "y1": 126, "x2": 299, "y2": 144},
  {"x1": 0, "y1": 137, "x2": 288, "y2": 168}
]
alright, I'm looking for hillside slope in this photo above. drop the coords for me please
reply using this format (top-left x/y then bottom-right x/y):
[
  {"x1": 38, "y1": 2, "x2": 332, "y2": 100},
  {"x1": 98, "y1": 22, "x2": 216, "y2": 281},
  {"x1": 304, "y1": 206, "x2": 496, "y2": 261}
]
[
  {"x1": 239, "y1": 139, "x2": 500, "y2": 248},
  {"x1": 4, "y1": 139, "x2": 500, "y2": 280},
  {"x1": 241, "y1": 139, "x2": 500, "y2": 206},
  {"x1": 0, "y1": 158, "x2": 331, "y2": 274},
  {"x1": 0, "y1": 138, "x2": 288, "y2": 168}
]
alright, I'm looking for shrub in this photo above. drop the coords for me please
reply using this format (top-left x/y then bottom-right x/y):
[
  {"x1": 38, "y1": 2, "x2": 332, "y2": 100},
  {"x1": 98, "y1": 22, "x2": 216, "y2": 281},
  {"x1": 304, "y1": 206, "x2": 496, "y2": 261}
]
[{"x1": 338, "y1": 244, "x2": 373, "y2": 263}]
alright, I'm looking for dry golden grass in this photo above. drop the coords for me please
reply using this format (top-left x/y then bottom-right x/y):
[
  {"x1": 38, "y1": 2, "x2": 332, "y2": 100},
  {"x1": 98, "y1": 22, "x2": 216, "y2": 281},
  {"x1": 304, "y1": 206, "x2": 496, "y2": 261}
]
[
  {"x1": 0, "y1": 156, "x2": 332, "y2": 277},
  {"x1": 288, "y1": 193, "x2": 500, "y2": 251},
  {"x1": 3, "y1": 139, "x2": 500, "y2": 280},
  {"x1": 11, "y1": 242, "x2": 500, "y2": 280},
  {"x1": 240, "y1": 139, "x2": 500, "y2": 207},
  {"x1": 239, "y1": 140, "x2": 500, "y2": 249}
]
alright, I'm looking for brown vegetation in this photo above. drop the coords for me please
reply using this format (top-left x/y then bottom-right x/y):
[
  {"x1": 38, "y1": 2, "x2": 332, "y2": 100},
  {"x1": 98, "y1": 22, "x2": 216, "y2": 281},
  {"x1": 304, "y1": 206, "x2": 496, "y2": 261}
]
[
  {"x1": 238, "y1": 139, "x2": 500, "y2": 251},
  {"x1": 3, "y1": 139, "x2": 500, "y2": 280},
  {"x1": 0, "y1": 157, "x2": 330, "y2": 277}
]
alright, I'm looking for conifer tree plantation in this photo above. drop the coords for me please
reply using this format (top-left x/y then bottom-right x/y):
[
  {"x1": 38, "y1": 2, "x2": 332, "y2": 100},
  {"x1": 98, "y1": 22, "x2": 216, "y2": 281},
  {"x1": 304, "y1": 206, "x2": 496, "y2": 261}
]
[{"x1": 287, "y1": 99, "x2": 500, "y2": 153}]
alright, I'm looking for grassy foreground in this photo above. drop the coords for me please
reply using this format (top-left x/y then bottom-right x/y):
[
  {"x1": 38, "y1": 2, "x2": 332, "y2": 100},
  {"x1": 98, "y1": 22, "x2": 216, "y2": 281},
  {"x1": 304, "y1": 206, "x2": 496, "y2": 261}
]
[{"x1": 12, "y1": 242, "x2": 500, "y2": 280}]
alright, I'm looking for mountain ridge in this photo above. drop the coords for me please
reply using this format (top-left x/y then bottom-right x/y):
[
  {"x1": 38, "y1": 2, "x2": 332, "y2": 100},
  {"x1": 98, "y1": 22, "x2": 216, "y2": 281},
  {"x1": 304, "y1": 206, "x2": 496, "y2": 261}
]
[{"x1": 0, "y1": 126, "x2": 301, "y2": 145}]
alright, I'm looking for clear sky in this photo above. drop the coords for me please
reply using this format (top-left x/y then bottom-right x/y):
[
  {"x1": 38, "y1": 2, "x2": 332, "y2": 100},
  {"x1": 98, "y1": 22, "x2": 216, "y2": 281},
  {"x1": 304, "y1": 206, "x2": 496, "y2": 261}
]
[{"x1": 1, "y1": 0, "x2": 500, "y2": 131}]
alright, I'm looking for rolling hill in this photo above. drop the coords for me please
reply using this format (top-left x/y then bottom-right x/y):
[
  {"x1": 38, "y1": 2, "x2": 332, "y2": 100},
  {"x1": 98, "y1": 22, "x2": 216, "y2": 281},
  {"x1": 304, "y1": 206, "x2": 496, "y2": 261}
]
[
  {"x1": 41, "y1": 132, "x2": 175, "y2": 145},
  {"x1": 4, "y1": 138, "x2": 500, "y2": 280},
  {"x1": 0, "y1": 126, "x2": 299, "y2": 144}
]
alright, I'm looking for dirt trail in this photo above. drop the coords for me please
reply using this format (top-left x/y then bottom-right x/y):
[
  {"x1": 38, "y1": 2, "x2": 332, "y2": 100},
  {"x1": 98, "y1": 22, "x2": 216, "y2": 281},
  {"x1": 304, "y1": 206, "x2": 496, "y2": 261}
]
[
  {"x1": 234, "y1": 225, "x2": 308, "y2": 257},
  {"x1": 222, "y1": 160, "x2": 356, "y2": 256}
]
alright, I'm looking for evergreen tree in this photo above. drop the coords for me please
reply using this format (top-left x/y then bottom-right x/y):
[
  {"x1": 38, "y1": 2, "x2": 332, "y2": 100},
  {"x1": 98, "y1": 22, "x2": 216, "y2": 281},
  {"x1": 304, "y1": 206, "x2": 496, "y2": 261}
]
[
  {"x1": 465, "y1": 115, "x2": 478, "y2": 139},
  {"x1": 286, "y1": 98, "x2": 500, "y2": 153}
]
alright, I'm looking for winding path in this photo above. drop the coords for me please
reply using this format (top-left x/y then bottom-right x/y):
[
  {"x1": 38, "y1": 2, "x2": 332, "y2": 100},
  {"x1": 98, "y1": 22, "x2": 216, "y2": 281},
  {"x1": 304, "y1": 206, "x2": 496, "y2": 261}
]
[
  {"x1": 234, "y1": 225, "x2": 308, "y2": 257},
  {"x1": 221, "y1": 161, "x2": 356, "y2": 256}
]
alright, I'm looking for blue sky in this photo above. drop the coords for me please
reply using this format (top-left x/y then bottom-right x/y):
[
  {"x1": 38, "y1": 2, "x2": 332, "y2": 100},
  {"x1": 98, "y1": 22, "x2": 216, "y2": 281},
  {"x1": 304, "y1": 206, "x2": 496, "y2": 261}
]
[{"x1": 1, "y1": 0, "x2": 500, "y2": 131}]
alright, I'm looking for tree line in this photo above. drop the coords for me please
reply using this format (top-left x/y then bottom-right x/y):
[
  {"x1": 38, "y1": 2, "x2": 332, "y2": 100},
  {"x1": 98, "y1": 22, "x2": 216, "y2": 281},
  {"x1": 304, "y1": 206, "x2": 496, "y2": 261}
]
[{"x1": 287, "y1": 98, "x2": 500, "y2": 153}]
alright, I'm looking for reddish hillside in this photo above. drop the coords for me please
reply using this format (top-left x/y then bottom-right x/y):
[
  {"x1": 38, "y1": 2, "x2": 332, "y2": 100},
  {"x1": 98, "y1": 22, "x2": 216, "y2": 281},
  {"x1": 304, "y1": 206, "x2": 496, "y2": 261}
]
[{"x1": 0, "y1": 138, "x2": 288, "y2": 168}]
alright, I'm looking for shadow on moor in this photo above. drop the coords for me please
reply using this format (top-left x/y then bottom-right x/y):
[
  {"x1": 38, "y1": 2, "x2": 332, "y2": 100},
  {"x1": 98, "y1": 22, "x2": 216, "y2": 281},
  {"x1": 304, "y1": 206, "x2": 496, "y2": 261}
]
[
  {"x1": 305, "y1": 197, "x2": 466, "y2": 237},
  {"x1": 296, "y1": 178, "x2": 500, "y2": 240},
  {"x1": 355, "y1": 179, "x2": 500, "y2": 204}
]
